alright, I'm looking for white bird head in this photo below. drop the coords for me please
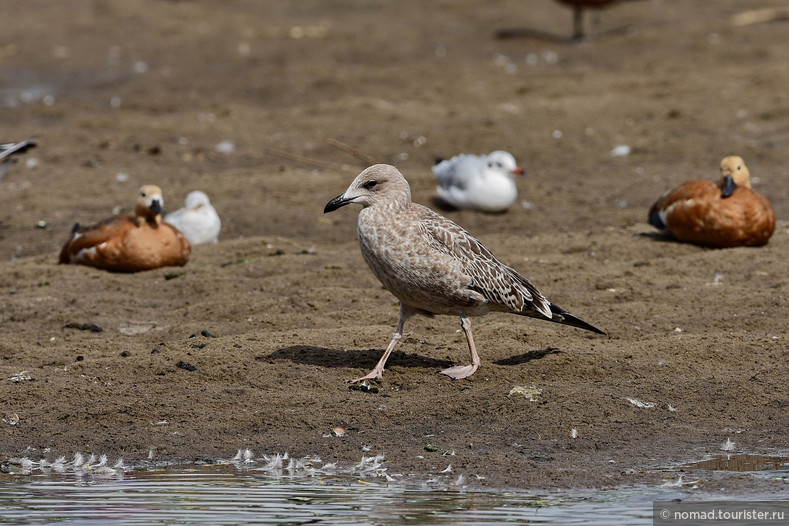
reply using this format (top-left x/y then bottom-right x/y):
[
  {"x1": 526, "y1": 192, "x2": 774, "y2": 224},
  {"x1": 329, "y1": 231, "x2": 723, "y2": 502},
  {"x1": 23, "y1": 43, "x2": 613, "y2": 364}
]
[{"x1": 486, "y1": 151, "x2": 524, "y2": 176}]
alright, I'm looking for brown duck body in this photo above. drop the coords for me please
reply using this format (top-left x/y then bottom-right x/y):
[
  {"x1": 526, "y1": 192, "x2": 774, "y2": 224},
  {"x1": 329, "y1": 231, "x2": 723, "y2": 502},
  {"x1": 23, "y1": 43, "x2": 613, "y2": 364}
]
[
  {"x1": 59, "y1": 215, "x2": 190, "y2": 272},
  {"x1": 648, "y1": 178, "x2": 775, "y2": 248},
  {"x1": 59, "y1": 184, "x2": 191, "y2": 272}
]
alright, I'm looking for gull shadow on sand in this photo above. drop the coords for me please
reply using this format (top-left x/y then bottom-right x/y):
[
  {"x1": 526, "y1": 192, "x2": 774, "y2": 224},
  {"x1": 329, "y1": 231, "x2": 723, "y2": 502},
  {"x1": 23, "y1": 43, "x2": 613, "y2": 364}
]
[
  {"x1": 429, "y1": 196, "x2": 461, "y2": 213},
  {"x1": 494, "y1": 27, "x2": 569, "y2": 43},
  {"x1": 495, "y1": 24, "x2": 635, "y2": 44},
  {"x1": 493, "y1": 347, "x2": 561, "y2": 366},
  {"x1": 429, "y1": 196, "x2": 508, "y2": 215},
  {"x1": 267, "y1": 345, "x2": 453, "y2": 371}
]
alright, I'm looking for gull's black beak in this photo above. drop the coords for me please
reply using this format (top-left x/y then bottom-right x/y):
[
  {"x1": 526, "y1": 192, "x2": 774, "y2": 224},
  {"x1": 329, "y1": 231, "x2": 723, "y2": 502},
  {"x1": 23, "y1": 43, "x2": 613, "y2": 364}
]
[
  {"x1": 149, "y1": 199, "x2": 164, "y2": 214},
  {"x1": 324, "y1": 194, "x2": 354, "y2": 213},
  {"x1": 720, "y1": 175, "x2": 736, "y2": 198}
]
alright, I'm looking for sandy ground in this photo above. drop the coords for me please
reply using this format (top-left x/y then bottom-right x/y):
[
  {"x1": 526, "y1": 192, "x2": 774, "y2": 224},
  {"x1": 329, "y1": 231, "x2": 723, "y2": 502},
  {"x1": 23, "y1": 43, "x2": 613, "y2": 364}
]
[{"x1": 1, "y1": 0, "x2": 788, "y2": 493}]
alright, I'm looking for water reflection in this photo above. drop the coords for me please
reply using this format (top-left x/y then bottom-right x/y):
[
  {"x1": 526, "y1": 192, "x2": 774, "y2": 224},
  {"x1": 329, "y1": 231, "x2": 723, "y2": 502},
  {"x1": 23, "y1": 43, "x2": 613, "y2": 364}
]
[
  {"x1": 0, "y1": 465, "x2": 660, "y2": 525},
  {"x1": 683, "y1": 454, "x2": 789, "y2": 472}
]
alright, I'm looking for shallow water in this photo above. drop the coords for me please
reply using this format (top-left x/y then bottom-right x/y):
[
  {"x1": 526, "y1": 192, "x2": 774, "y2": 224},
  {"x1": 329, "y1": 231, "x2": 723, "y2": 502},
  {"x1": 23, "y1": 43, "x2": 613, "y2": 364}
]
[
  {"x1": 2, "y1": 453, "x2": 787, "y2": 525},
  {"x1": 0, "y1": 465, "x2": 661, "y2": 525}
]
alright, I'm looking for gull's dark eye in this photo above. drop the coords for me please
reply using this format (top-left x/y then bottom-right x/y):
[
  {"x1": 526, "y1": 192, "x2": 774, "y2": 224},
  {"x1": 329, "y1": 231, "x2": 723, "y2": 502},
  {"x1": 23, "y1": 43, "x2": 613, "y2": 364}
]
[{"x1": 363, "y1": 180, "x2": 378, "y2": 190}]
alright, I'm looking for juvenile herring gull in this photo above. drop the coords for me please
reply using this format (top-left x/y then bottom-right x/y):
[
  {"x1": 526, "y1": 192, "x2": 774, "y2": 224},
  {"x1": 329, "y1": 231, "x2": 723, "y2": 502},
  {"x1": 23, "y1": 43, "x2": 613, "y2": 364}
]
[{"x1": 324, "y1": 164, "x2": 604, "y2": 383}]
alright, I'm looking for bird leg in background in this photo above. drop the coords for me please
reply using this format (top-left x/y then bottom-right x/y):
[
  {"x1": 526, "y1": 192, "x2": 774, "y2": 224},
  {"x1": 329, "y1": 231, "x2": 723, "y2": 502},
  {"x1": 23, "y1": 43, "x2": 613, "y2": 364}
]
[
  {"x1": 572, "y1": 6, "x2": 584, "y2": 40},
  {"x1": 439, "y1": 313, "x2": 481, "y2": 380},
  {"x1": 348, "y1": 304, "x2": 410, "y2": 384}
]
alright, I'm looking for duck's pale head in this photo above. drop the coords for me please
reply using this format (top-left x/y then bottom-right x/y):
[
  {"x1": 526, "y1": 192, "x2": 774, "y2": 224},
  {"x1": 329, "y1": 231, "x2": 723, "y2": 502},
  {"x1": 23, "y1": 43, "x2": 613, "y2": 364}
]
[
  {"x1": 720, "y1": 156, "x2": 750, "y2": 187},
  {"x1": 719, "y1": 156, "x2": 751, "y2": 198},
  {"x1": 136, "y1": 185, "x2": 165, "y2": 224}
]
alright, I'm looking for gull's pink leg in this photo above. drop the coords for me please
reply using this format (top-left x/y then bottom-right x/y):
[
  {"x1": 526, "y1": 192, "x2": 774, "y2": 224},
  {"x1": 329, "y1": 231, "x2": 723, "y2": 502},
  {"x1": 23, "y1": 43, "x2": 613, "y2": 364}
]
[
  {"x1": 349, "y1": 305, "x2": 411, "y2": 383},
  {"x1": 439, "y1": 313, "x2": 481, "y2": 380}
]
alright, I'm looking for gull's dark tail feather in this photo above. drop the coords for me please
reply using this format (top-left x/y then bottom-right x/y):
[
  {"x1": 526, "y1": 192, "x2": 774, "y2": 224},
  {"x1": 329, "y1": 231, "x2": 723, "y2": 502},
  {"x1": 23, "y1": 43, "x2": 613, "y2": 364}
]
[
  {"x1": 0, "y1": 139, "x2": 37, "y2": 161},
  {"x1": 549, "y1": 303, "x2": 606, "y2": 335}
]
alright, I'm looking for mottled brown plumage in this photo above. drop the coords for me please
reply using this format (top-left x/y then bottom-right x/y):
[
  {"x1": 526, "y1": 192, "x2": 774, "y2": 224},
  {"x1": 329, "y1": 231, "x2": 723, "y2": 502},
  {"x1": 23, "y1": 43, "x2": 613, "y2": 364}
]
[
  {"x1": 59, "y1": 185, "x2": 191, "y2": 272},
  {"x1": 648, "y1": 156, "x2": 775, "y2": 248},
  {"x1": 324, "y1": 164, "x2": 603, "y2": 383}
]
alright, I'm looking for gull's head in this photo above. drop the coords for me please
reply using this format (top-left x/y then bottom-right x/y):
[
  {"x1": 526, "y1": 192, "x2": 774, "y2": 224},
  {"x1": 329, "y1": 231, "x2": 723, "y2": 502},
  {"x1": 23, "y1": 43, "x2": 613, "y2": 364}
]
[
  {"x1": 324, "y1": 164, "x2": 412, "y2": 213},
  {"x1": 487, "y1": 151, "x2": 524, "y2": 176},
  {"x1": 184, "y1": 190, "x2": 211, "y2": 209},
  {"x1": 136, "y1": 184, "x2": 165, "y2": 221}
]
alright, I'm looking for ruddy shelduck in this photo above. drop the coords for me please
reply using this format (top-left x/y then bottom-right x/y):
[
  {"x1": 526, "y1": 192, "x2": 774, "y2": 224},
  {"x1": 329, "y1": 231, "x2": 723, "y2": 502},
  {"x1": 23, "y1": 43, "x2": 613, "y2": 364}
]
[
  {"x1": 648, "y1": 156, "x2": 775, "y2": 248},
  {"x1": 59, "y1": 185, "x2": 191, "y2": 272}
]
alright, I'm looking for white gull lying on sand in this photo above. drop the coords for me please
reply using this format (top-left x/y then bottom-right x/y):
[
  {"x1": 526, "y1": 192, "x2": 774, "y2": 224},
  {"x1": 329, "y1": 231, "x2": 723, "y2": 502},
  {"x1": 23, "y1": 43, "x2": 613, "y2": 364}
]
[
  {"x1": 432, "y1": 150, "x2": 524, "y2": 212},
  {"x1": 164, "y1": 190, "x2": 221, "y2": 245},
  {"x1": 324, "y1": 164, "x2": 604, "y2": 383}
]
